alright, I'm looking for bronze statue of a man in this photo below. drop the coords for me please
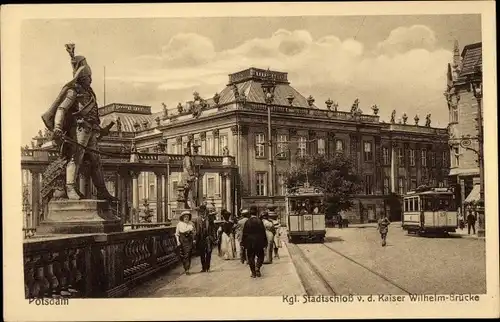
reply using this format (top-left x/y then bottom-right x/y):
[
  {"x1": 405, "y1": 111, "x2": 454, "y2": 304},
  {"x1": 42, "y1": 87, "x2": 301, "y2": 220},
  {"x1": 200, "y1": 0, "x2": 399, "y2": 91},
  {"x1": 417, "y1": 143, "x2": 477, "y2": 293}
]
[{"x1": 41, "y1": 44, "x2": 116, "y2": 202}]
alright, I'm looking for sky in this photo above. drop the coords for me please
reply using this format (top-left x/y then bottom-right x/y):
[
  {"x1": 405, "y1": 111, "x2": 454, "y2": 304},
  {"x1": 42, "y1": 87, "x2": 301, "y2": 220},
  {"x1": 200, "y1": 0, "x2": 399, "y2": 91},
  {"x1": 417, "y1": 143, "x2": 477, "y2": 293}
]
[{"x1": 20, "y1": 15, "x2": 481, "y2": 145}]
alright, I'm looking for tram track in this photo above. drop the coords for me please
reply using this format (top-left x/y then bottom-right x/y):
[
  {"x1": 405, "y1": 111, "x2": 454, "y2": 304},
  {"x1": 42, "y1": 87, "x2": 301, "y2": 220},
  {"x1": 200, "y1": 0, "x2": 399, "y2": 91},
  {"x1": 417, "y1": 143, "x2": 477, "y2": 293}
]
[
  {"x1": 321, "y1": 244, "x2": 412, "y2": 295},
  {"x1": 287, "y1": 241, "x2": 413, "y2": 295},
  {"x1": 287, "y1": 242, "x2": 337, "y2": 296}
]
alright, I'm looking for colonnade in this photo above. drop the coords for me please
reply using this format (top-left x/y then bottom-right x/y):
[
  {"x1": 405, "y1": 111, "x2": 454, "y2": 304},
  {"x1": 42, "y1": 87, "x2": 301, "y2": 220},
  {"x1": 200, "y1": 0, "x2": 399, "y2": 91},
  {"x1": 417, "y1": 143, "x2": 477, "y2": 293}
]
[{"x1": 21, "y1": 166, "x2": 239, "y2": 229}]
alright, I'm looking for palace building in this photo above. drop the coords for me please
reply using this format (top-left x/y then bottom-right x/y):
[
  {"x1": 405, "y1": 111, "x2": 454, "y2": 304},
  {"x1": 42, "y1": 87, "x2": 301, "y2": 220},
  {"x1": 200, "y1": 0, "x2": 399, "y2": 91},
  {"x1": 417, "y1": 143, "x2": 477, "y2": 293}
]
[
  {"x1": 22, "y1": 67, "x2": 449, "y2": 224},
  {"x1": 444, "y1": 41, "x2": 483, "y2": 210}
]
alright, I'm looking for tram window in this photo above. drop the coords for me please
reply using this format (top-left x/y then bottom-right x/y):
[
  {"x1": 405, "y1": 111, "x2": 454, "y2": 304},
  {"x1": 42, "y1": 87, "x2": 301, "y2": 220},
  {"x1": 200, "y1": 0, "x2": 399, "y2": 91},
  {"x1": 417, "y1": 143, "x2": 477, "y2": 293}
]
[
  {"x1": 415, "y1": 197, "x2": 420, "y2": 211},
  {"x1": 404, "y1": 199, "x2": 408, "y2": 212}
]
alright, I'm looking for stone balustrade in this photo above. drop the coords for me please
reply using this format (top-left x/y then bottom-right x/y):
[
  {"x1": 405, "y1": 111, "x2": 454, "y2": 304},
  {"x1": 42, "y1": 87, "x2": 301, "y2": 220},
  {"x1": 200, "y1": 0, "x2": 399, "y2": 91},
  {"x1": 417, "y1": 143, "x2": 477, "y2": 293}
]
[
  {"x1": 24, "y1": 227, "x2": 179, "y2": 298},
  {"x1": 219, "y1": 102, "x2": 380, "y2": 124}
]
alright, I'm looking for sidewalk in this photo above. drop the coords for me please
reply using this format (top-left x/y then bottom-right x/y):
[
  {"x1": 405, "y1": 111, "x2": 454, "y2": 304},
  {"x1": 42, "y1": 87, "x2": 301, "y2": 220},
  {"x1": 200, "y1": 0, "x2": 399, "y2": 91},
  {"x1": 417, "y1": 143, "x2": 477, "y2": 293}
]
[{"x1": 127, "y1": 238, "x2": 305, "y2": 297}]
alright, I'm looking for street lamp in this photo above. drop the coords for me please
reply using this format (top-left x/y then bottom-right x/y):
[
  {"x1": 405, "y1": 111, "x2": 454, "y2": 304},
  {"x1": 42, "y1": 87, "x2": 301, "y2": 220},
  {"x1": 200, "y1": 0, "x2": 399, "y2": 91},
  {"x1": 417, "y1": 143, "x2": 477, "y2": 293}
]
[{"x1": 261, "y1": 69, "x2": 277, "y2": 198}]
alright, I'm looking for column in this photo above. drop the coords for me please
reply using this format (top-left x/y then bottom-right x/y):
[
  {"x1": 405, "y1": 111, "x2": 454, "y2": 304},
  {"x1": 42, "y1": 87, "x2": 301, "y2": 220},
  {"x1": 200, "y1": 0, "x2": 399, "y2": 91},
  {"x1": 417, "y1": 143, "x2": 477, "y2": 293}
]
[
  {"x1": 390, "y1": 142, "x2": 397, "y2": 193},
  {"x1": 220, "y1": 172, "x2": 227, "y2": 210},
  {"x1": 374, "y1": 136, "x2": 382, "y2": 194},
  {"x1": 30, "y1": 170, "x2": 40, "y2": 228},
  {"x1": 225, "y1": 173, "x2": 231, "y2": 212},
  {"x1": 143, "y1": 172, "x2": 148, "y2": 201},
  {"x1": 162, "y1": 169, "x2": 169, "y2": 220},
  {"x1": 120, "y1": 171, "x2": 129, "y2": 223},
  {"x1": 155, "y1": 171, "x2": 163, "y2": 222},
  {"x1": 132, "y1": 171, "x2": 140, "y2": 223},
  {"x1": 230, "y1": 170, "x2": 236, "y2": 215}
]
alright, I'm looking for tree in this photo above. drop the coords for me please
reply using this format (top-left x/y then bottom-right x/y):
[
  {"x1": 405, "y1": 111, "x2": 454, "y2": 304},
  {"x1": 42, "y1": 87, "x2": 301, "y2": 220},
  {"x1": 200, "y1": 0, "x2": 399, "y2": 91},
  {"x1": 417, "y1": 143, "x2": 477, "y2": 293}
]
[{"x1": 283, "y1": 153, "x2": 362, "y2": 219}]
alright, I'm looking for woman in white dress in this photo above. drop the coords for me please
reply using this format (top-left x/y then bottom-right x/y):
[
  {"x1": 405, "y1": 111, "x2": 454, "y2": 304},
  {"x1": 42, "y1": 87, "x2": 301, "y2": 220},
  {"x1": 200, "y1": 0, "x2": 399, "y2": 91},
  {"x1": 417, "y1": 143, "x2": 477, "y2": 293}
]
[
  {"x1": 175, "y1": 211, "x2": 196, "y2": 275},
  {"x1": 261, "y1": 212, "x2": 275, "y2": 264},
  {"x1": 219, "y1": 210, "x2": 236, "y2": 260}
]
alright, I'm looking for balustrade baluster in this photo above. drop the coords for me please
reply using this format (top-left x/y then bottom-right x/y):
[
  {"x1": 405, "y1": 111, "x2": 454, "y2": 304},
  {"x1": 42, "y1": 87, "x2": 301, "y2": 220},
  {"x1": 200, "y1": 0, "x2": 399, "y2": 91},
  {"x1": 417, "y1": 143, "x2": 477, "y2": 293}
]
[{"x1": 45, "y1": 252, "x2": 60, "y2": 297}]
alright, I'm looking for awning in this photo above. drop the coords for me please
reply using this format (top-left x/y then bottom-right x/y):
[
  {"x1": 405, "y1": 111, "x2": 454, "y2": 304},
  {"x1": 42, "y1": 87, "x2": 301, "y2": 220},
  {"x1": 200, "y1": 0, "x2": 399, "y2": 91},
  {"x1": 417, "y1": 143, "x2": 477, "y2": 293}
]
[{"x1": 464, "y1": 184, "x2": 481, "y2": 203}]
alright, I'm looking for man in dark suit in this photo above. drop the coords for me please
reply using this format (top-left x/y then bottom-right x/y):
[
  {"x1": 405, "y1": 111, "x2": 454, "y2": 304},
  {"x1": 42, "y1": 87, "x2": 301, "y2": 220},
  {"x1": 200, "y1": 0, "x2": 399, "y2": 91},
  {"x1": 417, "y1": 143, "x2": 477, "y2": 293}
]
[
  {"x1": 193, "y1": 205, "x2": 216, "y2": 272},
  {"x1": 241, "y1": 205, "x2": 268, "y2": 278}
]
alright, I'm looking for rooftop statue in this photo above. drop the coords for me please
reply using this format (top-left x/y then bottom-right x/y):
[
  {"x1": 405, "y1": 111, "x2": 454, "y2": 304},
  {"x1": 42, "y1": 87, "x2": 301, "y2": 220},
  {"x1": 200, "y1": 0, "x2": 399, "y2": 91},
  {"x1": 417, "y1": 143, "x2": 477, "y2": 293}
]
[
  {"x1": 425, "y1": 114, "x2": 432, "y2": 127},
  {"x1": 390, "y1": 110, "x2": 396, "y2": 124},
  {"x1": 40, "y1": 43, "x2": 116, "y2": 204}
]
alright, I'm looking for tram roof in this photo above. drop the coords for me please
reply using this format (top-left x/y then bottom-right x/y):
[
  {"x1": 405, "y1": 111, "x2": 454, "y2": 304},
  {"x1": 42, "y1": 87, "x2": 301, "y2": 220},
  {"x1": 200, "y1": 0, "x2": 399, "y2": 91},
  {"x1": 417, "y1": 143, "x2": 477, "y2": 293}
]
[{"x1": 404, "y1": 188, "x2": 453, "y2": 196}]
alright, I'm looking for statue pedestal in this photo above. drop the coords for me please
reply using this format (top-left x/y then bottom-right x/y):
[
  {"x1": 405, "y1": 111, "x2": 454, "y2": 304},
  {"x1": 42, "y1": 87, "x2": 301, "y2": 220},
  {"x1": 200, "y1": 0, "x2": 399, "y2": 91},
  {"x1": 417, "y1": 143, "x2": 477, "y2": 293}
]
[{"x1": 37, "y1": 199, "x2": 123, "y2": 234}]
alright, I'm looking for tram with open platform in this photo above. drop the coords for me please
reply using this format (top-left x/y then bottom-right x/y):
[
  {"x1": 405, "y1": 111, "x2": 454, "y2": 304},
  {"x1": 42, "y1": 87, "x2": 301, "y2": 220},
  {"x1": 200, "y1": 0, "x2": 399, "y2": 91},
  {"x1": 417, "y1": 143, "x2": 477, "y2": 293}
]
[
  {"x1": 402, "y1": 187, "x2": 458, "y2": 235},
  {"x1": 285, "y1": 185, "x2": 326, "y2": 243}
]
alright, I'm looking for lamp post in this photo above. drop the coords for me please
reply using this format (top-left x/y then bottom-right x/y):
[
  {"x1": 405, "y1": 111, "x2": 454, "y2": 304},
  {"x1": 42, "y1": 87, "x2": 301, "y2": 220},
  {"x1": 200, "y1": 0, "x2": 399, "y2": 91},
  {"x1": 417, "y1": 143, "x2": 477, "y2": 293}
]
[{"x1": 261, "y1": 69, "x2": 277, "y2": 198}]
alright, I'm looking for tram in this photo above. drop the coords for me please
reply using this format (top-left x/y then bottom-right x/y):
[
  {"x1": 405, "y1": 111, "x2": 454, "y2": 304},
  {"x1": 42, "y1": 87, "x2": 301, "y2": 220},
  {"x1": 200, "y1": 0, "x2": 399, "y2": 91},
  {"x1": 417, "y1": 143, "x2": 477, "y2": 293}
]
[
  {"x1": 285, "y1": 185, "x2": 326, "y2": 243},
  {"x1": 402, "y1": 187, "x2": 458, "y2": 235}
]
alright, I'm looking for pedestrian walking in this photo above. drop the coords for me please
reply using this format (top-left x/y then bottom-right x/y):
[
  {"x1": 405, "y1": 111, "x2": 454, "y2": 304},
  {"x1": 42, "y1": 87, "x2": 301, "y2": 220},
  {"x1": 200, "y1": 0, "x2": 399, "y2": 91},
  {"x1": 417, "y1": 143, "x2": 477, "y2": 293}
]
[
  {"x1": 235, "y1": 209, "x2": 250, "y2": 264},
  {"x1": 175, "y1": 210, "x2": 196, "y2": 275},
  {"x1": 377, "y1": 215, "x2": 391, "y2": 246},
  {"x1": 457, "y1": 207, "x2": 465, "y2": 230},
  {"x1": 261, "y1": 211, "x2": 275, "y2": 264},
  {"x1": 193, "y1": 205, "x2": 216, "y2": 272},
  {"x1": 467, "y1": 207, "x2": 476, "y2": 235},
  {"x1": 219, "y1": 209, "x2": 237, "y2": 260},
  {"x1": 241, "y1": 205, "x2": 267, "y2": 278},
  {"x1": 269, "y1": 212, "x2": 281, "y2": 259}
]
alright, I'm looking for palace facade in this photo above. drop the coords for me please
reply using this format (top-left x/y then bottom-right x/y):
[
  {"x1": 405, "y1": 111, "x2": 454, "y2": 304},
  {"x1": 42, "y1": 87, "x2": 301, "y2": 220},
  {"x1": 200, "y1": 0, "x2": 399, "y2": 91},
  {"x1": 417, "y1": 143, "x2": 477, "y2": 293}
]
[{"x1": 22, "y1": 67, "x2": 449, "y2": 224}]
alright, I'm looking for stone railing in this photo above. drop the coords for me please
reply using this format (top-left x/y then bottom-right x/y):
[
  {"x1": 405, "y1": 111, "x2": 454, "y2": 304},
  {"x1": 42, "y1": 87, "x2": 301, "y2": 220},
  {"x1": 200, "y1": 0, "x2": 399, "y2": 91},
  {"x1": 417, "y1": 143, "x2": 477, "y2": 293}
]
[
  {"x1": 220, "y1": 102, "x2": 380, "y2": 124},
  {"x1": 21, "y1": 150, "x2": 235, "y2": 169},
  {"x1": 24, "y1": 227, "x2": 179, "y2": 298},
  {"x1": 388, "y1": 124, "x2": 449, "y2": 135}
]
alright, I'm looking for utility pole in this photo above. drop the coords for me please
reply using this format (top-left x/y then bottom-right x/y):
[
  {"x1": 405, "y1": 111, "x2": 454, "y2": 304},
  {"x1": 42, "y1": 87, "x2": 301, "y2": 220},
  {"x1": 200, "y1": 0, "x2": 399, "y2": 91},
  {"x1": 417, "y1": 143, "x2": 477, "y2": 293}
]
[{"x1": 103, "y1": 66, "x2": 106, "y2": 106}]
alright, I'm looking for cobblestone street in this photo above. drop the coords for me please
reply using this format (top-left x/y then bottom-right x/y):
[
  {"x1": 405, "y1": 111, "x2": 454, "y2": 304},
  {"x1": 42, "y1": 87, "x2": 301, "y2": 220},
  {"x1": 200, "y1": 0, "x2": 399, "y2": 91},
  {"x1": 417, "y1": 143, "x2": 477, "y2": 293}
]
[{"x1": 291, "y1": 223, "x2": 486, "y2": 295}]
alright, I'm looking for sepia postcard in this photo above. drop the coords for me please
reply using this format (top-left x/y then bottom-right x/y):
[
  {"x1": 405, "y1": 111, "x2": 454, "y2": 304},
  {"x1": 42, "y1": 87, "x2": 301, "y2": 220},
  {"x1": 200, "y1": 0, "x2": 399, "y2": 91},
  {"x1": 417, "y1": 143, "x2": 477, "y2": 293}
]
[{"x1": 2, "y1": 1, "x2": 498, "y2": 321}]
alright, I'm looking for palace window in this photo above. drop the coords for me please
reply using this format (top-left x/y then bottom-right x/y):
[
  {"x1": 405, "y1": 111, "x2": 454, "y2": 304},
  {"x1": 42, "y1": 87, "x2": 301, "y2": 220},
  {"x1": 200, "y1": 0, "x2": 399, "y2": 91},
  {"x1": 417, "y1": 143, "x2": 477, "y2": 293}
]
[
  {"x1": 410, "y1": 177, "x2": 417, "y2": 191},
  {"x1": 443, "y1": 178, "x2": 449, "y2": 187},
  {"x1": 149, "y1": 184, "x2": 156, "y2": 200},
  {"x1": 256, "y1": 172, "x2": 267, "y2": 196},
  {"x1": 421, "y1": 149, "x2": 427, "y2": 167},
  {"x1": 169, "y1": 144, "x2": 176, "y2": 154},
  {"x1": 298, "y1": 136, "x2": 307, "y2": 157},
  {"x1": 277, "y1": 134, "x2": 288, "y2": 158},
  {"x1": 171, "y1": 180, "x2": 178, "y2": 198},
  {"x1": 207, "y1": 177, "x2": 215, "y2": 197},
  {"x1": 277, "y1": 173, "x2": 286, "y2": 196},
  {"x1": 431, "y1": 178, "x2": 437, "y2": 187},
  {"x1": 398, "y1": 147, "x2": 404, "y2": 165},
  {"x1": 430, "y1": 152, "x2": 436, "y2": 167},
  {"x1": 255, "y1": 133, "x2": 265, "y2": 158},
  {"x1": 442, "y1": 151, "x2": 447, "y2": 167},
  {"x1": 207, "y1": 136, "x2": 213, "y2": 155},
  {"x1": 409, "y1": 149, "x2": 415, "y2": 166},
  {"x1": 336, "y1": 139, "x2": 344, "y2": 153},
  {"x1": 398, "y1": 177, "x2": 405, "y2": 195},
  {"x1": 383, "y1": 177, "x2": 390, "y2": 195},
  {"x1": 317, "y1": 138, "x2": 326, "y2": 155},
  {"x1": 219, "y1": 135, "x2": 228, "y2": 156},
  {"x1": 364, "y1": 175, "x2": 374, "y2": 195},
  {"x1": 383, "y1": 147, "x2": 390, "y2": 165},
  {"x1": 363, "y1": 141, "x2": 373, "y2": 162},
  {"x1": 138, "y1": 183, "x2": 143, "y2": 201}
]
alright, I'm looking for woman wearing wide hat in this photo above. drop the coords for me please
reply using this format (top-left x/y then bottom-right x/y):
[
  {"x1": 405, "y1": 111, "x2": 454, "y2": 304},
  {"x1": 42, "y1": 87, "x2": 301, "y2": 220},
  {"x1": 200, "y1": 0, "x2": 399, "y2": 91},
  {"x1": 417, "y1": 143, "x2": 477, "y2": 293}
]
[{"x1": 175, "y1": 210, "x2": 196, "y2": 275}]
